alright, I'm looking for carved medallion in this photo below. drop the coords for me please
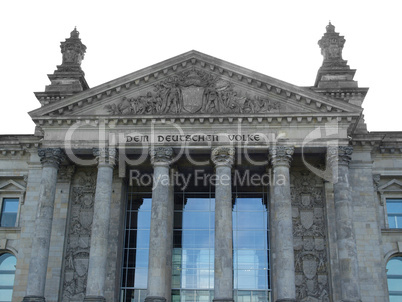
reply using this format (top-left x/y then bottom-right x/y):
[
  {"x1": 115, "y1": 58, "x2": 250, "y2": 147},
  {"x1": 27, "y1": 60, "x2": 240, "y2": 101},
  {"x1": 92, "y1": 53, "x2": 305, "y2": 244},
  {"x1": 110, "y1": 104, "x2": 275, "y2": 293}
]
[{"x1": 303, "y1": 257, "x2": 318, "y2": 280}]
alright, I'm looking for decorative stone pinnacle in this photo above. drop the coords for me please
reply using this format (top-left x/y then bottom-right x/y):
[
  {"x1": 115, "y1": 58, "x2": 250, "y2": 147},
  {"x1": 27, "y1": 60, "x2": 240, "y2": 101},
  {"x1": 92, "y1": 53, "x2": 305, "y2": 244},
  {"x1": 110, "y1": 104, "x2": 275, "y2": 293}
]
[
  {"x1": 149, "y1": 147, "x2": 174, "y2": 166},
  {"x1": 327, "y1": 145, "x2": 353, "y2": 166},
  {"x1": 93, "y1": 148, "x2": 117, "y2": 167},
  {"x1": 326, "y1": 21, "x2": 335, "y2": 33},
  {"x1": 318, "y1": 22, "x2": 347, "y2": 67},
  {"x1": 38, "y1": 148, "x2": 65, "y2": 169},
  {"x1": 211, "y1": 146, "x2": 235, "y2": 167},
  {"x1": 60, "y1": 27, "x2": 86, "y2": 66},
  {"x1": 268, "y1": 146, "x2": 294, "y2": 167}
]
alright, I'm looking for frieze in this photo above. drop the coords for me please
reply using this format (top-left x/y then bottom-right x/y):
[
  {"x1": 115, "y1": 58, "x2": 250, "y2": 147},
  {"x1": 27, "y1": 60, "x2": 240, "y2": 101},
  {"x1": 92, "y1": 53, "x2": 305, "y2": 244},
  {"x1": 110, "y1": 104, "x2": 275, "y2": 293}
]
[
  {"x1": 104, "y1": 68, "x2": 281, "y2": 116},
  {"x1": 62, "y1": 170, "x2": 96, "y2": 302},
  {"x1": 291, "y1": 171, "x2": 330, "y2": 302}
]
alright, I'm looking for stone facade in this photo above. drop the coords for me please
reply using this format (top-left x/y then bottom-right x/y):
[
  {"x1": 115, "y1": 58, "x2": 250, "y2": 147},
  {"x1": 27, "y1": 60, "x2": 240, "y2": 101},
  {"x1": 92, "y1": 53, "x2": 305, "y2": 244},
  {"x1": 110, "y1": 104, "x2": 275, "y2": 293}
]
[{"x1": 0, "y1": 24, "x2": 401, "y2": 302}]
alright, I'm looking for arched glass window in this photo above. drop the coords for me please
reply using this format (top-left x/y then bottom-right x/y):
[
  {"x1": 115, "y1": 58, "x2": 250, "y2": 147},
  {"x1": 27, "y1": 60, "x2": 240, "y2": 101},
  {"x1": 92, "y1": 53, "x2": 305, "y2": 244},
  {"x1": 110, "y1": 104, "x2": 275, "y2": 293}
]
[
  {"x1": 0, "y1": 253, "x2": 17, "y2": 302},
  {"x1": 387, "y1": 256, "x2": 402, "y2": 301}
]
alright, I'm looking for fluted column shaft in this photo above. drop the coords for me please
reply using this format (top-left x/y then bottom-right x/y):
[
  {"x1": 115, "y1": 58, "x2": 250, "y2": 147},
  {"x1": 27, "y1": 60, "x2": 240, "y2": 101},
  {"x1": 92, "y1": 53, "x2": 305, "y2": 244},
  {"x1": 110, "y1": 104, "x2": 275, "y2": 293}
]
[
  {"x1": 24, "y1": 148, "x2": 65, "y2": 302},
  {"x1": 269, "y1": 146, "x2": 296, "y2": 302},
  {"x1": 327, "y1": 146, "x2": 361, "y2": 302},
  {"x1": 145, "y1": 147, "x2": 174, "y2": 302},
  {"x1": 212, "y1": 147, "x2": 234, "y2": 302},
  {"x1": 84, "y1": 148, "x2": 117, "y2": 302}
]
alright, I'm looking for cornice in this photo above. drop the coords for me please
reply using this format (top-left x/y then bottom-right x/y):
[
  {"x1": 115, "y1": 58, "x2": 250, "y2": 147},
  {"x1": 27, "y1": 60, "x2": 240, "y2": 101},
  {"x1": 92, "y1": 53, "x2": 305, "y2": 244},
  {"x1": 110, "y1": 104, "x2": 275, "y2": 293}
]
[
  {"x1": 29, "y1": 50, "x2": 362, "y2": 118},
  {"x1": 0, "y1": 135, "x2": 41, "y2": 157},
  {"x1": 31, "y1": 112, "x2": 359, "y2": 128}
]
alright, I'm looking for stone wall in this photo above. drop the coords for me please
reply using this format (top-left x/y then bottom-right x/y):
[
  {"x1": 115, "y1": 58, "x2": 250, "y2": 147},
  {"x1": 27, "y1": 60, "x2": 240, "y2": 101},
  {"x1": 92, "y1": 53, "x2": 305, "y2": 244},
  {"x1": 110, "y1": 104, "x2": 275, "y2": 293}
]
[{"x1": 350, "y1": 149, "x2": 388, "y2": 302}]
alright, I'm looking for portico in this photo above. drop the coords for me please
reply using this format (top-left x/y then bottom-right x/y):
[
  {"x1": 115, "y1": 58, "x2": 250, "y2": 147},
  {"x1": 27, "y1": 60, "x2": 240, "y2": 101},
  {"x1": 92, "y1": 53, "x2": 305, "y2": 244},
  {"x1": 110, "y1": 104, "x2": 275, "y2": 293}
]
[{"x1": 12, "y1": 23, "x2": 379, "y2": 302}]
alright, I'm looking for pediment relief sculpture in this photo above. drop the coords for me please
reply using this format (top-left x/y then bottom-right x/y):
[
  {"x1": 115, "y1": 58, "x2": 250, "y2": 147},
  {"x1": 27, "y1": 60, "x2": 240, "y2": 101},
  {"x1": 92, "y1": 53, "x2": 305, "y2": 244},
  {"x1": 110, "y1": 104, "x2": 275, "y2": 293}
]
[{"x1": 104, "y1": 68, "x2": 281, "y2": 116}]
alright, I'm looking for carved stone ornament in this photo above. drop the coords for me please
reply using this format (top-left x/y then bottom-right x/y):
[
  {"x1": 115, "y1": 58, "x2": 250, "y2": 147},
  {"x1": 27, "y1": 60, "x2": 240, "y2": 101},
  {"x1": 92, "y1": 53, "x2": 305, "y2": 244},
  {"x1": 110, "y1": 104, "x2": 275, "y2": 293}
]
[
  {"x1": 373, "y1": 174, "x2": 381, "y2": 192},
  {"x1": 291, "y1": 171, "x2": 329, "y2": 302},
  {"x1": 93, "y1": 148, "x2": 117, "y2": 167},
  {"x1": 38, "y1": 148, "x2": 65, "y2": 168},
  {"x1": 211, "y1": 146, "x2": 235, "y2": 167},
  {"x1": 60, "y1": 27, "x2": 86, "y2": 67},
  {"x1": 326, "y1": 145, "x2": 353, "y2": 166},
  {"x1": 149, "y1": 147, "x2": 174, "y2": 165},
  {"x1": 62, "y1": 170, "x2": 96, "y2": 302},
  {"x1": 269, "y1": 146, "x2": 294, "y2": 167},
  {"x1": 318, "y1": 22, "x2": 347, "y2": 68},
  {"x1": 104, "y1": 67, "x2": 281, "y2": 116},
  {"x1": 58, "y1": 165, "x2": 76, "y2": 182}
]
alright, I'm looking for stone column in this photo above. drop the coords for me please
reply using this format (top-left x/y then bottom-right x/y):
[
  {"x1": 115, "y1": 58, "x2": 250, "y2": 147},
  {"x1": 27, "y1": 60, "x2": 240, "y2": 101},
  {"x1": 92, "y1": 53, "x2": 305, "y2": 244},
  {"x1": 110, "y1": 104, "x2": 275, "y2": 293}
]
[
  {"x1": 327, "y1": 146, "x2": 361, "y2": 302},
  {"x1": 23, "y1": 148, "x2": 65, "y2": 302},
  {"x1": 164, "y1": 167, "x2": 175, "y2": 302},
  {"x1": 268, "y1": 146, "x2": 296, "y2": 302},
  {"x1": 211, "y1": 146, "x2": 234, "y2": 302},
  {"x1": 84, "y1": 148, "x2": 117, "y2": 302},
  {"x1": 145, "y1": 147, "x2": 174, "y2": 302}
]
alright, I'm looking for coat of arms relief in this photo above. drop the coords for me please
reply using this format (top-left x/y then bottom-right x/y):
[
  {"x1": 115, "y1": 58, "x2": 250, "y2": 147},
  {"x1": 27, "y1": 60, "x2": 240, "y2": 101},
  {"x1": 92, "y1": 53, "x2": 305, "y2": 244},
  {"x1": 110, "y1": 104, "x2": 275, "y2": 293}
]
[
  {"x1": 104, "y1": 68, "x2": 281, "y2": 115},
  {"x1": 291, "y1": 171, "x2": 330, "y2": 302}
]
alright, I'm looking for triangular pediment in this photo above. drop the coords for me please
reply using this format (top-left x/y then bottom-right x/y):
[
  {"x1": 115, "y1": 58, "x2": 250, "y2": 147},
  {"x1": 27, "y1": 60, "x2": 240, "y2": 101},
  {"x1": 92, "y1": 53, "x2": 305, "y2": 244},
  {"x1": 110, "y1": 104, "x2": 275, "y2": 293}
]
[
  {"x1": 0, "y1": 180, "x2": 26, "y2": 193},
  {"x1": 378, "y1": 179, "x2": 402, "y2": 193},
  {"x1": 29, "y1": 50, "x2": 362, "y2": 122}
]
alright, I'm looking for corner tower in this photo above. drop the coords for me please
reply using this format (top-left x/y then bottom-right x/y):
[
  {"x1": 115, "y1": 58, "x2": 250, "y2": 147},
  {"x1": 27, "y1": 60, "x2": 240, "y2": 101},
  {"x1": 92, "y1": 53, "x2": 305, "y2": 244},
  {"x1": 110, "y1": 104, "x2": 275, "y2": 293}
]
[
  {"x1": 313, "y1": 22, "x2": 369, "y2": 133},
  {"x1": 34, "y1": 28, "x2": 89, "y2": 106}
]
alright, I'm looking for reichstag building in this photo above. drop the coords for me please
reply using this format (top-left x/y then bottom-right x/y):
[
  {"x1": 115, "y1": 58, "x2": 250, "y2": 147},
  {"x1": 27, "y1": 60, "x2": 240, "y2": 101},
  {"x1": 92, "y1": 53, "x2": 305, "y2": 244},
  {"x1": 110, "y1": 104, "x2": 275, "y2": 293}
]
[{"x1": 0, "y1": 23, "x2": 401, "y2": 302}]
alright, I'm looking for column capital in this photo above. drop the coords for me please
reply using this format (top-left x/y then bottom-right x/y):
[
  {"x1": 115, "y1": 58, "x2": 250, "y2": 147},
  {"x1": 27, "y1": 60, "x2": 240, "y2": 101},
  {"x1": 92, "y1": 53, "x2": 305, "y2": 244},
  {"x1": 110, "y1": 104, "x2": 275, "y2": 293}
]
[
  {"x1": 93, "y1": 147, "x2": 117, "y2": 167},
  {"x1": 268, "y1": 146, "x2": 294, "y2": 167},
  {"x1": 38, "y1": 148, "x2": 65, "y2": 169},
  {"x1": 149, "y1": 146, "x2": 174, "y2": 166},
  {"x1": 327, "y1": 145, "x2": 353, "y2": 166},
  {"x1": 211, "y1": 146, "x2": 235, "y2": 168}
]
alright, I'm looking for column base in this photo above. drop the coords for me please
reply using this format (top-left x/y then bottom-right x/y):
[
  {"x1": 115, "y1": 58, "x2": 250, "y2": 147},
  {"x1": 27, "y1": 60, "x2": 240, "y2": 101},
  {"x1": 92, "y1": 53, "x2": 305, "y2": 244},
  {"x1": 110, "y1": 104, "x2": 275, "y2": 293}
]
[
  {"x1": 145, "y1": 296, "x2": 166, "y2": 302},
  {"x1": 22, "y1": 296, "x2": 46, "y2": 302},
  {"x1": 213, "y1": 299, "x2": 234, "y2": 302},
  {"x1": 83, "y1": 296, "x2": 106, "y2": 302}
]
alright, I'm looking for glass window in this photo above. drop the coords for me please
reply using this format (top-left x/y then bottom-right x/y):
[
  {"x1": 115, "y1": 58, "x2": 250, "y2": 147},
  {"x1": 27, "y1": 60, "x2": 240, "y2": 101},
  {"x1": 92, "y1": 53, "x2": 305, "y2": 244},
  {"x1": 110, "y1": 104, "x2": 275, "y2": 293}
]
[
  {"x1": 233, "y1": 194, "x2": 271, "y2": 301},
  {"x1": 0, "y1": 253, "x2": 17, "y2": 302},
  {"x1": 387, "y1": 199, "x2": 402, "y2": 228},
  {"x1": 173, "y1": 193, "x2": 215, "y2": 295},
  {"x1": 120, "y1": 192, "x2": 152, "y2": 302},
  {"x1": 387, "y1": 256, "x2": 402, "y2": 301},
  {"x1": 0, "y1": 198, "x2": 19, "y2": 227}
]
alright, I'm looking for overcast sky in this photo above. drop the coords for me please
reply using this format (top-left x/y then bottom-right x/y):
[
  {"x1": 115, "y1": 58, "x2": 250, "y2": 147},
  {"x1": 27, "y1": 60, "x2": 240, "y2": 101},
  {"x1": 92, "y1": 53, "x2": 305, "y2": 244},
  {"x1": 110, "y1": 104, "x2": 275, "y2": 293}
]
[{"x1": 1, "y1": 0, "x2": 401, "y2": 134}]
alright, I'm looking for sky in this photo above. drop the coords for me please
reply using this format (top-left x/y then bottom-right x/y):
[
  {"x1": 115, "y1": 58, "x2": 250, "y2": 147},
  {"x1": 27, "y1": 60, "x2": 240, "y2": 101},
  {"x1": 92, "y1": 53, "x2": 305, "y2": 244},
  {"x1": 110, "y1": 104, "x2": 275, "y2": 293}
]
[{"x1": 0, "y1": 0, "x2": 401, "y2": 134}]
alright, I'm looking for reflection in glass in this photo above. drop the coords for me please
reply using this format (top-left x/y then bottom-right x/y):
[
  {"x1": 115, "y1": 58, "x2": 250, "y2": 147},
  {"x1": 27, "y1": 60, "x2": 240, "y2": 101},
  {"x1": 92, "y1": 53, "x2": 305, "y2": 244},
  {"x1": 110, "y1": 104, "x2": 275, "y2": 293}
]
[
  {"x1": 233, "y1": 195, "x2": 270, "y2": 301},
  {"x1": 387, "y1": 199, "x2": 402, "y2": 229},
  {"x1": 172, "y1": 193, "x2": 215, "y2": 299},
  {"x1": 0, "y1": 198, "x2": 19, "y2": 227},
  {"x1": 121, "y1": 193, "x2": 152, "y2": 302},
  {"x1": 387, "y1": 256, "x2": 402, "y2": 301},
  {"x1": 0, "y1": 253, "x2": 16, "y2": 302}
]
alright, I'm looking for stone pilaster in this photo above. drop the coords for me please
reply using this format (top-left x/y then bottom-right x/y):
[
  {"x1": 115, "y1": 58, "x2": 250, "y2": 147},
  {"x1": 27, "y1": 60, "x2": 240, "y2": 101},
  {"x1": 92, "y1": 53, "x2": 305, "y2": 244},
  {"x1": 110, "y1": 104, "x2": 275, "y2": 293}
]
[
  {"x1": 84, "y1": 148, "x2": 117, "y2": 302},
  {"x1": 211, "y1": 146, "x2": 234, "y2": 302},
  {"x1": 23, "y1": 148, "x2": 65, "y2": 302},
  {"x1": 145, "y1": 147, "x2": 174, "y2": 302},
  {"x1": 268, "y1": 146, "x2": 296, "y2": 302},
  {"x1": 327, "y1": 146, "x2": 361, "y2": 302}
]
